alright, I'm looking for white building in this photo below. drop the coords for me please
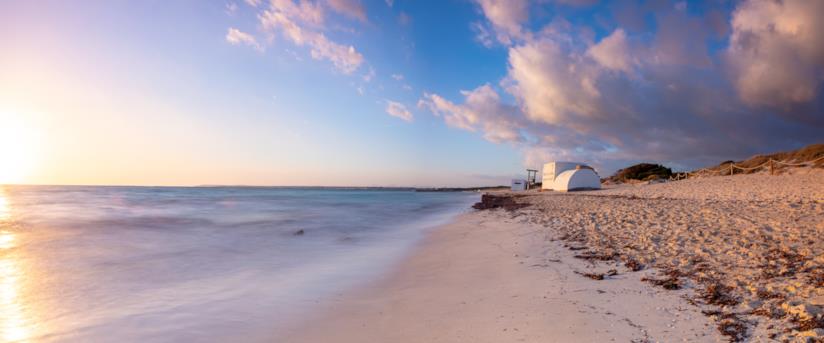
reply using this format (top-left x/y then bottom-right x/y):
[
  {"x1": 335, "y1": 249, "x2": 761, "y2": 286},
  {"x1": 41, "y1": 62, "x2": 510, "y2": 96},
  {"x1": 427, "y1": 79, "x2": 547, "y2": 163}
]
[
  {"x1": 541, "y1": 162, "x2": 601, "y2": 191},
  {"x1": 511, "y1": 179, "x2": 527, "y2": 192},
  {"x1": 553, "y1": 168, "x2": 601, "y2": 191},
  {"x1": 541, "y1": 162, "x2": 583, "y2": 190}
]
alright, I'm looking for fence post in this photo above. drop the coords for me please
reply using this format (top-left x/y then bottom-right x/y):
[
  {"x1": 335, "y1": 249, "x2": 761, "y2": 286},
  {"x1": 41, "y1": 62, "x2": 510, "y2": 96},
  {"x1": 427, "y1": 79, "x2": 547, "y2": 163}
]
[
  {"x1": 729, "y1": 164, "x2": 733, "y2": 176},
  {"x1": 769, "y1": 159, "x2": 774, "y2": 175}
]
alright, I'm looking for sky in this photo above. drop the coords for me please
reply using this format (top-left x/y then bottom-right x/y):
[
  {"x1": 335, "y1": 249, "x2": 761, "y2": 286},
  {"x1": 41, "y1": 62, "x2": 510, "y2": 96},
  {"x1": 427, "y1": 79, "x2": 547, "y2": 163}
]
[{"x1": 0, "y1": 0, "x2": 822, "y2": 187}]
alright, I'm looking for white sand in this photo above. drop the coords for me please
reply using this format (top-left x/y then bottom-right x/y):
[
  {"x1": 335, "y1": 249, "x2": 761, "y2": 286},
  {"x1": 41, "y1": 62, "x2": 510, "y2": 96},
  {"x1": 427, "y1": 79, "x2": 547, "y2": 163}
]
[
  {"x1": 280, "y1": 211, "x2": 721, "y2": 342},
  {"x1": 518, "y1": 169, "x2": 824, "y2": 341},
  {"x1": 279, "y1": 169, "x2": 823, "y2": 342}
]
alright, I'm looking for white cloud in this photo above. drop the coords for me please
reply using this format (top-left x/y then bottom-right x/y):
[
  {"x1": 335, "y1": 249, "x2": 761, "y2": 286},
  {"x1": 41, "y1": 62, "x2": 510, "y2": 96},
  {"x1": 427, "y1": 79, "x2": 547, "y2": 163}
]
[
  {"x1": 326, "y1": 0, "x2": 367, "y2": 22},
  {"x1": 506, "y1": 37, "x2": 601, "y2": 126},
  {"x1": 473, "y1": 0, "x2": 530, "y2": 46},
  {"x1": 362, "y1": 67, "x2": 375, "y2": 82},
  {"x1": 258, "y1": 0, "x2": 364, "y2": 74},
  {"x1": 419, "y1": 84, "x2": 524, "y2": 143},
  {"x1": 225, "y1": 2, "x2": 239, "y2": 15},
  {"x1": 471, "y1": 21, "x2": 495, "y2": 48},
  {"x1": 385, "y1": 0, "x2": 393, "y2": 8},
  {"x1": 385, "y1": 101, "x2": 413, "y2": 122},
  {"x1": 587, "y1": 29, "x2": 633, "y2": 73},
  {"x1": 421, "y1": 1, "x2": 824, "y2": 174},
  {"x1": 245, "y1": 0, "x2": 262, "y2": 7},
  {"x1": 727, "y1": 0, "x2": 824, "y2": 107},
  {"x1": 226, "y1": 27, "x2": 262, "y2": 51},
  {"x1": 391, "y1": 73, "x2": 404, "y2": 81}
]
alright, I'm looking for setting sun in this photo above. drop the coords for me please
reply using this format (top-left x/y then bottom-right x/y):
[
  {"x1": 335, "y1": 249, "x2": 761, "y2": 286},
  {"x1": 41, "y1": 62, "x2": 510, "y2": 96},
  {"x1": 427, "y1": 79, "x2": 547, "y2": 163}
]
[{"x1": 0, "y1": 111, "x2": 41, "y2": 185}]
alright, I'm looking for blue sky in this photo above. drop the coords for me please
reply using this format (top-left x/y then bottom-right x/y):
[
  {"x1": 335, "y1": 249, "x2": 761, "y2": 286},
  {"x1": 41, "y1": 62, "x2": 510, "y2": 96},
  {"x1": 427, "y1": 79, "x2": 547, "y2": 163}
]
[{"x1": 0, "y1": 0, "x2": 821, "y2": 186}]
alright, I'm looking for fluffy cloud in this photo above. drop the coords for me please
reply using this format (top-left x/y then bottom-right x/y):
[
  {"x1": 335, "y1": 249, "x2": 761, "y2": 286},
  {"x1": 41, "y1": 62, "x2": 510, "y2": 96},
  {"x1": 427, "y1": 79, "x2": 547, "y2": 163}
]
[
  {"x1": 385, "y1": 101, "x2": 413, "y2": 122},
  {"x1": 419, "y1": 84, "x2": 524, "y2": 143},
  {"x1": 506, "y1": 38, "x2": 602, "y2": 126},
  {"x1": 727, "y1": 0, "x2": 824, "y2": 107},
  {"x1": 326, "y1": 0, "x2": 367, "y2": 22},
  {"x1": 422, "y1": 0, "x2": 824, "y2": 173},
  {"x1": 473, "y1": 0, "x2": 530, "y2": 45},
  {"x1": 225, "y1": 28, "x2": 262, "y2": 51},
  {"x1": 554, "y1": 0, "x2": 598, "y2": 5},
  {"x1": 587, "y1": 29, "x2": 632, "y2": 72},
  {"x1": 245, "y1": 0, "x2": 262, "y2": 7},
  {"x1": 258, "y1": 0, "x2": 364, "y2": 74}
]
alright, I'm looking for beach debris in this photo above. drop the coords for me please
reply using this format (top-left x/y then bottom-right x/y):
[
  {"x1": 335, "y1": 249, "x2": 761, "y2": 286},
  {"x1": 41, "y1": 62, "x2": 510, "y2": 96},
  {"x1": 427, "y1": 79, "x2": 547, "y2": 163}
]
[
  {"x1": 472, "y1": 194, "x2": 530, "y2": 211},
  {"x1": 641, "y1": 275, "x2": 682, "y2": 290},
  {"x1": 701, "y1": 282, "x2": 740, "y2": 306},
  {"x1": 575, "y1": 269, "x2": 618, "y2": 281},
  {"x1": 573, "y1": 251, "x2": 619, "y2": 261},
  {"x1": 640, "y1": 268, "x2": 684, "y2": 290},
  {"x1": 716, "y1": 313, "x2": 749, "y2": 342},
  {"x1": 576, "y1": 271, "x2": 605, "y2": 280},
  {"x1": 494, "y1": 168, "x2": 824, "y2": 340},
  {"x1": 622, "y1": 257, "x2": 644, "y2": 271},
  {"x1": 293, "y1": 229, "x2": 305, "y2": 236}
]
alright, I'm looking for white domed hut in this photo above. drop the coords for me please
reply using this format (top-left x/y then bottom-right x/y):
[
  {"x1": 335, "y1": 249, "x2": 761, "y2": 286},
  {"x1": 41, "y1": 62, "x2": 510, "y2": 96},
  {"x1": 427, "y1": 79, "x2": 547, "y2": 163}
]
[
  {"x1": 553, "y1": 166, "x2": 601, "y2": 192},
  {"x1": 541, "y1": 162, "x2": 582, "y2": 190},
  {"x1": 541, "y1": 162, "x2": 602, "y2": 191}
]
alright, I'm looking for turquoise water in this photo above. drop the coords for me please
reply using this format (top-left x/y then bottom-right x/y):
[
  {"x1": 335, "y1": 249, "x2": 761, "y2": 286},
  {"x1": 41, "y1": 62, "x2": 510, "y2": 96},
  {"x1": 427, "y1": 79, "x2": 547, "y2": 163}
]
[{"x1": 0, "y1": 186, "x2": 477, "y2": 342}]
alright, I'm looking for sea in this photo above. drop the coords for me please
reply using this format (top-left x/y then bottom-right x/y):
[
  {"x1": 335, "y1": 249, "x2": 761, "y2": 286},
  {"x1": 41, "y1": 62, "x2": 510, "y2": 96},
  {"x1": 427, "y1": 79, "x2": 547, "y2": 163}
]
[{"x1": 0, "y1": 186, "x2": 478, "y2": 342}]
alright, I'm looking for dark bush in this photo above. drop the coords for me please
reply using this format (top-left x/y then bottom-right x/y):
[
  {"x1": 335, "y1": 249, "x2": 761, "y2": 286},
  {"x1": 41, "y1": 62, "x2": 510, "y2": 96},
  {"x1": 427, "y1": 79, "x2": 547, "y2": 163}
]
[{"x1": 608, "y1": 163, "x2": 673, "y2": 183}]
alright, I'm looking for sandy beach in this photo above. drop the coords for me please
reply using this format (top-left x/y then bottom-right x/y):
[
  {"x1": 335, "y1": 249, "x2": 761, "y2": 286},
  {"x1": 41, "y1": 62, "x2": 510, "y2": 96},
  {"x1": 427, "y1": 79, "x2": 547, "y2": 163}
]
[{"x1": 280, "y1": 169, "x2": 823, "y2": 342}]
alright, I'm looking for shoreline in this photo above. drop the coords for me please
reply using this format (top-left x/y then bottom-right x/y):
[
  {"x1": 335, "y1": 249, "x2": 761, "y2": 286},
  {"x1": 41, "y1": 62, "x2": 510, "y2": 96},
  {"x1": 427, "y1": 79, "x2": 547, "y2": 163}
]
[
  {"x1": 278, "y1": 169, "x2": 823, "y2": 342},
  {"x1": 278, "y1": 205, "x2": 723, "y2": 342}
]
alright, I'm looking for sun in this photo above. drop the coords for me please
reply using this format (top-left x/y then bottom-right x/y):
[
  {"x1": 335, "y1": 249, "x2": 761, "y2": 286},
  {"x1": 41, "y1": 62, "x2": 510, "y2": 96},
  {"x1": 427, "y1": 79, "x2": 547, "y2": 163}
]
[{"x1": 0, "y1": 110, "x2": 41, "y2": 185}]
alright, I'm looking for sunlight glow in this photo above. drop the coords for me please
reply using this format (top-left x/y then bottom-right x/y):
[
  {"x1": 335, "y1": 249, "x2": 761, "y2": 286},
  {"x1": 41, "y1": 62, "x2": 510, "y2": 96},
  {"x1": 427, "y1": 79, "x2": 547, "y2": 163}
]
[
  {"x1": 0, "y1": 193, "x2": 8, "y2": 221},
  {"x1": 0, "y1": 258, "x2": 30, "y2": 342},
  {"x1": 0, "y1": 188, "x2": 31, "y2": 342},
  {"x1": 0, "y1": 232, "x2": 13, "y2": 250},
  {"x1": 0, "y1": 110, "x2": 41, "y2": 185}
]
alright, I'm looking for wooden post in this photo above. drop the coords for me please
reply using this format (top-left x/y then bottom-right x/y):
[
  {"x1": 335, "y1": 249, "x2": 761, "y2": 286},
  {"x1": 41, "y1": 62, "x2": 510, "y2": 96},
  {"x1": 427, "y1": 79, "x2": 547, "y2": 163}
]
[
  {"x1": 769, "y1": 160, "x2": 774, "y2": 175},
  {"x1": 730, "y1": 164, "x2": 734, "y2": 176}
]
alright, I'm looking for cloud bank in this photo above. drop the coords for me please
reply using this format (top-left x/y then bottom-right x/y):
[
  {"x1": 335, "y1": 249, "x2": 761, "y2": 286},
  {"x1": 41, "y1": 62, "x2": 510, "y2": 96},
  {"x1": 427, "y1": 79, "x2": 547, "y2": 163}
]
[{"x1": 422, "y1": 0, "x2": 824, "y2": 174}]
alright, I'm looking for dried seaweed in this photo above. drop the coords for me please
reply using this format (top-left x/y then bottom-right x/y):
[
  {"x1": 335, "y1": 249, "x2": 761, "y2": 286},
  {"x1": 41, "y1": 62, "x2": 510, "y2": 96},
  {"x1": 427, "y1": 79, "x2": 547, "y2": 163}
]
[{"x1": 701, "y1": 283, "x2": 740, "y2": 306}]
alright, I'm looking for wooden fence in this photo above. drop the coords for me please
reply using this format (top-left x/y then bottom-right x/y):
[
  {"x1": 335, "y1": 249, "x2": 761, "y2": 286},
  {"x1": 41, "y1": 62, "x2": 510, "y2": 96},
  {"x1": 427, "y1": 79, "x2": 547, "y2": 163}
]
[{"x1": 668, "y1": 155, "x2": 824, "y2": 181}]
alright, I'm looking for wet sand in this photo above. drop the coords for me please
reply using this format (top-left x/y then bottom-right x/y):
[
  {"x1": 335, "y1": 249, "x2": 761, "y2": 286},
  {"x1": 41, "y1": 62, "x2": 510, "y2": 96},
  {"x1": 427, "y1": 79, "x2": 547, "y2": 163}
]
[{"x1": 279, "y1": 168, "x2": 823, "y2": 342}]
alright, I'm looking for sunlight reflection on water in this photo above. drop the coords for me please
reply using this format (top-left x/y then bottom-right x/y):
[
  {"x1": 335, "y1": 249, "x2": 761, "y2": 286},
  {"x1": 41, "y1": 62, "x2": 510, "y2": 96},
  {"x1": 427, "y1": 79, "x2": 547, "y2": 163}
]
[
  {"x1": 0, "y1": 189, "x2": 32, "y2": 342},
  {"x1": 0, "y1": 186, "x2": 475, "y2": 342},
  {"x1": 0, "y1": 258, "x2": 30, "y2": 342},
  {"x1": 0, "y1": 193, "x2": 9, "y2": 221}
]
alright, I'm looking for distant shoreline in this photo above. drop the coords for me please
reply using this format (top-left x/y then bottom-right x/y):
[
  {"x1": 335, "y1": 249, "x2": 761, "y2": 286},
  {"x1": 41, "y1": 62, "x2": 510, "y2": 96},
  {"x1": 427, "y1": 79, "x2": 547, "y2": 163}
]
[{"x1": 2, "y1": 184, "x2": 508, "y2": 192}]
